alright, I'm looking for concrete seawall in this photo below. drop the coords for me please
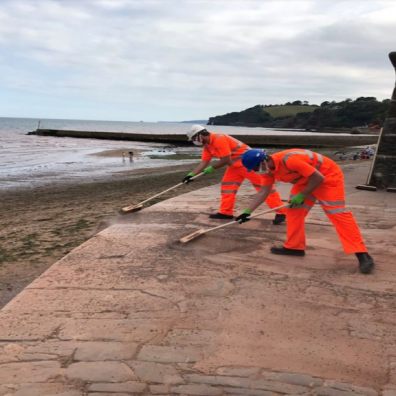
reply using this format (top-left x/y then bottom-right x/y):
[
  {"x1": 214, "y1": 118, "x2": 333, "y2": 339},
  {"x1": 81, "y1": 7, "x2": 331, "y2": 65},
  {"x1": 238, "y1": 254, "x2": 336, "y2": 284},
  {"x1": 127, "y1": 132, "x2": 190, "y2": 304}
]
[{"x1": 28, "y1": 128, "x2": 379, "y2": 147}]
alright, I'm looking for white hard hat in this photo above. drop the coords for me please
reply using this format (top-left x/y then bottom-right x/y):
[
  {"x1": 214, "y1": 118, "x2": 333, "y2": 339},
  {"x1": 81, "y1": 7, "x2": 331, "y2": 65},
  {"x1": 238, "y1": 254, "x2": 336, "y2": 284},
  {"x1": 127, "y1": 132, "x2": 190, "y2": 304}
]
[{"x1": 187, "y1": 124, "x2": 206, "y2": 141}]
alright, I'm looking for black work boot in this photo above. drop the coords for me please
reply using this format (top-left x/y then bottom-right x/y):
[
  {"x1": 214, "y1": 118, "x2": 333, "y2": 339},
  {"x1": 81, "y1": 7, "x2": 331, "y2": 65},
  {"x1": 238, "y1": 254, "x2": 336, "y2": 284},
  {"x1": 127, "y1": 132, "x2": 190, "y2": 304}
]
[
  {"x1": 209, "y1": 212, "x2": 234, "y2": 220},
  {"x1": 273, "y1": 214, "x2": 286, "y2": 225},
  {"x1": 270, "y1": 246, "x2": 305, "y2": 256},
  {"x1": 356, "y1": 252, "x2": 374, "y2": 274}
]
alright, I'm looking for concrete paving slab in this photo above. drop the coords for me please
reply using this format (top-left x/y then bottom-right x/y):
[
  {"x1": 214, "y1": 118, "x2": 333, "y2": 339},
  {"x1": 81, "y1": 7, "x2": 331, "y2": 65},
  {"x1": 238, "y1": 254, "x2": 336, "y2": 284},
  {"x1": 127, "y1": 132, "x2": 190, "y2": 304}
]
[{"x1": 0, "y1": 162, "x2": 395, "y2": 395}]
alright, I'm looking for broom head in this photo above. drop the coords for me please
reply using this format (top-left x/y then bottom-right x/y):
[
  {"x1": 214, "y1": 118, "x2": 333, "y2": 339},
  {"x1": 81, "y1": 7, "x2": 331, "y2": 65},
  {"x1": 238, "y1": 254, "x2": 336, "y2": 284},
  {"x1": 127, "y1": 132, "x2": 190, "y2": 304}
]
[
  {"x1": 179, "y1": 229, "x2": 206, "y2": 244},
  {"x1": 120, "y1": 203, "x2": 144, "y2": 214}
]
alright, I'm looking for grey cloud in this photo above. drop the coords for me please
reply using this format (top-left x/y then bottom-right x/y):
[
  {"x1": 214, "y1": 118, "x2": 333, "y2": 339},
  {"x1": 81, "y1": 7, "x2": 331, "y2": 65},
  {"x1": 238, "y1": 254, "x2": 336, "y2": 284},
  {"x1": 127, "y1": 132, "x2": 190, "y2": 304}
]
[{"x1": 0, "y1": 0, "x2": 395, "y2": 120}]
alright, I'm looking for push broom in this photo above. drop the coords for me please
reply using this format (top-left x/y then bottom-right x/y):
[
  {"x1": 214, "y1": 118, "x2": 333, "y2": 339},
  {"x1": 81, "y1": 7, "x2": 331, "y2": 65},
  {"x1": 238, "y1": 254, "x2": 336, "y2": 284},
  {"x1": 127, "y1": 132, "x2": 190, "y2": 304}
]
[
  {"x1": 120, "y1": 172, "x2": 204, "y2": 214},
  {"x1": 179, "y1": 204, "x2": 288, "y2": 244}
]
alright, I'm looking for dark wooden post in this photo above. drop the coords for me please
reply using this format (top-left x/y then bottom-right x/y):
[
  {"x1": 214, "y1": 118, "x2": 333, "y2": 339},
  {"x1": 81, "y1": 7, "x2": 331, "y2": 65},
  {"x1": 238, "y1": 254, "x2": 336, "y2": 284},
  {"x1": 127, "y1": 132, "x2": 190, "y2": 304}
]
[{"x1": 358, "y1": 52, "x2": 396, "y2": 191}]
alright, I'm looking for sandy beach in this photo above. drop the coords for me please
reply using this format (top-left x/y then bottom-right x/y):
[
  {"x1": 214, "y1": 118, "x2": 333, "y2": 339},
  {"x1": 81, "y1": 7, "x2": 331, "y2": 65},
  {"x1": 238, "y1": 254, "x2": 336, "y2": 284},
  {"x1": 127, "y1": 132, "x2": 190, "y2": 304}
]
[{"x1": 0, "y1": 164, "x2": 222, "y2": 308}]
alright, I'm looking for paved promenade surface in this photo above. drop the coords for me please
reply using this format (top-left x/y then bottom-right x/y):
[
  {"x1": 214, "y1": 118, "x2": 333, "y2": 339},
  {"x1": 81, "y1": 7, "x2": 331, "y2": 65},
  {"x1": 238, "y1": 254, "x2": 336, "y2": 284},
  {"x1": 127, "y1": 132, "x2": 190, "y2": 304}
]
[{"x1": 1, "y1": 162, "x2": 396, "y2": 396}]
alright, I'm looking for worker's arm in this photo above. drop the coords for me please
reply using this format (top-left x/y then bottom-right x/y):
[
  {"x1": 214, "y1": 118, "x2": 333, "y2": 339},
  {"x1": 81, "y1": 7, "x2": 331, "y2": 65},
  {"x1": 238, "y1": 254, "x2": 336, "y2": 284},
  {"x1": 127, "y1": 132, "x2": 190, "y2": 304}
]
[
  {"x1": 300, "y1": 170, "x2": 324, "y2": 196},
  {"x1": 235, "y1": 185, "x2": 272, "y2": 223},
  {"x1": 289, "y1": 170, "x2": 324, "y2": 207},
  {"x1": 210, "y1": 155, "x2": 232, "y2": 169},
  {"x1": 182, "y1": 160, "x2": 211, "y2": 184},
  {"x1": 191, "y1": 154, "x2": 231, "y2": 175},
  {"x1": 191, "y1": 160, "x2": 211, "y2": 175},
  {"x1": 283, "y1": 155, "x2": 325, "y2": 207},
  {"x1": 247, "y1": 185, "x2": 273, "y2": 212}
]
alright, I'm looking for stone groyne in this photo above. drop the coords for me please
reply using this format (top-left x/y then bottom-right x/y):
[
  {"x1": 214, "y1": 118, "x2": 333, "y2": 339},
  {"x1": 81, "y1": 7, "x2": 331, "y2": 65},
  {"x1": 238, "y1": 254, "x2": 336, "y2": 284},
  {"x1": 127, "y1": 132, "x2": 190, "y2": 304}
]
[{"x1": 28, "y1": 128, "x2": 379, "y2": 147}]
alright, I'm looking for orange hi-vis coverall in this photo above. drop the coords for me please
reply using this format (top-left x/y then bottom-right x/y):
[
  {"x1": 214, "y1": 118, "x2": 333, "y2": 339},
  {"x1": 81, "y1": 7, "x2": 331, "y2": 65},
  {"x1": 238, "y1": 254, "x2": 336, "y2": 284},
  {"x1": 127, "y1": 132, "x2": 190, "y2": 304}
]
[
  {"x1": 202, "y1": 133, "x2": 285, "y2": 216},
  {"x1": 260, "y1": 149, "x2": 368, "y2": 254}
]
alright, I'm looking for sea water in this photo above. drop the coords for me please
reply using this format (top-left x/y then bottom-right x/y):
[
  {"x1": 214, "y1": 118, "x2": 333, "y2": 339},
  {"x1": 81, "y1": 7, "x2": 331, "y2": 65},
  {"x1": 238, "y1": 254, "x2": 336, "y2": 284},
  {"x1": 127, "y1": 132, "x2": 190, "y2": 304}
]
[{"x1": 0, "y1": 117, "x2": 202, "y2": 190}]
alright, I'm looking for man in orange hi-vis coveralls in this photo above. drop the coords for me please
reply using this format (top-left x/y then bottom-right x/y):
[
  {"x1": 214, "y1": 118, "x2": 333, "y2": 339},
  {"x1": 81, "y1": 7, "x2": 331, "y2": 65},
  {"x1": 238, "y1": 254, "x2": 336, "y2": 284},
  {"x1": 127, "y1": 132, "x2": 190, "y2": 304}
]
[
  {"x1": 235, "y1": 148, "x2": 375, "y2": 274},
  {"x1": 182, "y1": 125, "x2": 286, "y2": 223}
]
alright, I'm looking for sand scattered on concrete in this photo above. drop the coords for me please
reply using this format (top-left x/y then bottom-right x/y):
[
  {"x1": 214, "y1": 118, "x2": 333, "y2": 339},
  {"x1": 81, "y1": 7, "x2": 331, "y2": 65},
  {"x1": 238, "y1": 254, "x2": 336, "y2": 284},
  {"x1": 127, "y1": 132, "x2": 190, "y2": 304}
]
[{"x1": 0, "y1": 164, "x2": 222, "y2": 308}]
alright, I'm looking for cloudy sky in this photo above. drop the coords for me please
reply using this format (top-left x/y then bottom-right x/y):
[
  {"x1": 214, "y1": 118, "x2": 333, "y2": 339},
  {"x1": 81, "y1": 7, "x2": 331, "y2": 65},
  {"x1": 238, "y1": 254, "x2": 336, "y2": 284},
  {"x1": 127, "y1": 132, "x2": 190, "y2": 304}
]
[{"x1": 1, "y1": 0, "x2": 395, "y2": 122}]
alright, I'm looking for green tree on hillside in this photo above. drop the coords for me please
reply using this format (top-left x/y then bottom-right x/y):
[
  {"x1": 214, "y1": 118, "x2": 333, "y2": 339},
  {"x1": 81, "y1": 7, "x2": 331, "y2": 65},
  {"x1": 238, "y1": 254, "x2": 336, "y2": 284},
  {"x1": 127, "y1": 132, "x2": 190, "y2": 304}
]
[{"x1": 208, "y1": 98, "x2": 390, "y2": 130}]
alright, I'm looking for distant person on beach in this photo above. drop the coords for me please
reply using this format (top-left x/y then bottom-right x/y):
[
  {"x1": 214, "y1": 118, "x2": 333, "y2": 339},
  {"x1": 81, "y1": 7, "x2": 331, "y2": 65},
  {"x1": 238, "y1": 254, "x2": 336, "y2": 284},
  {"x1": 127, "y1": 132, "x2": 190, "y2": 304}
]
[
  {"x1": 361, "y1": 146, "x2": 375, "y2": 159},
  {"x1": 128, "y1": 151, "x2": 134, "y2": 162},
  {"x1": 182, "y1": 125, "x2": 286, "y2": 224},
  {"x1": 367, "y1": 146, "x2": 375, "y2": 157},
  {"x1": 235, "y1": 148, "x2": 375, "y2": 274}
]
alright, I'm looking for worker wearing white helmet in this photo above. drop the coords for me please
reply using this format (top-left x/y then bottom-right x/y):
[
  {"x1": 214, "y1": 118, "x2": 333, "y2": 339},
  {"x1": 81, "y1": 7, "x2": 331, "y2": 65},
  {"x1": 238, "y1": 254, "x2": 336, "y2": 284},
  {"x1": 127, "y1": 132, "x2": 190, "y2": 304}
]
[
  {"x1": 182, "y1": 125, "x2": 287, "y2": 222},
  {"x1": 186, "y1": 124, "x2": 207, "y2": 143}
]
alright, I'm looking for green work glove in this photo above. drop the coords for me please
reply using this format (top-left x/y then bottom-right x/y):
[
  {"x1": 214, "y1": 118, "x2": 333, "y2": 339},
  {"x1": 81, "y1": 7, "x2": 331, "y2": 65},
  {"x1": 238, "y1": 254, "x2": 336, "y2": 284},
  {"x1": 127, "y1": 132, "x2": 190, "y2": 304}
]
[
  {"x1": 182, "y1": 172, "x2": 195, "y2": 184},
  {"x1": 203, "y1": 165, "x2": 215, "y2": 175},
  {"x1": 289, "y1": 193, "x2": 305, "y2": 208},
  {"x1": 235, "y1": 208, "x2": 252, "y2": 223}
]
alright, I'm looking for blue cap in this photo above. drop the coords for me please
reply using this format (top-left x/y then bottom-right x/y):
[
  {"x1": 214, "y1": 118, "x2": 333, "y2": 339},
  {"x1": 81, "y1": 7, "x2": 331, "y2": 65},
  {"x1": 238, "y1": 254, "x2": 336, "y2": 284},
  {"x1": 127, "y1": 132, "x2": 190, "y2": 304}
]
[{"x1": 242, "y1": 149, "x2": 267, "y2": 171}]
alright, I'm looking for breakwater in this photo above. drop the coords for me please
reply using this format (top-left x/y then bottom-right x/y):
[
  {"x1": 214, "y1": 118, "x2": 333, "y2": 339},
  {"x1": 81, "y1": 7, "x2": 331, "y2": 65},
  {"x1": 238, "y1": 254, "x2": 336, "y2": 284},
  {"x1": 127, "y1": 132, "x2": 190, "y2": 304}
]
[{"x1": 28, "y1": 128, "x2": 379, "y2": 147}]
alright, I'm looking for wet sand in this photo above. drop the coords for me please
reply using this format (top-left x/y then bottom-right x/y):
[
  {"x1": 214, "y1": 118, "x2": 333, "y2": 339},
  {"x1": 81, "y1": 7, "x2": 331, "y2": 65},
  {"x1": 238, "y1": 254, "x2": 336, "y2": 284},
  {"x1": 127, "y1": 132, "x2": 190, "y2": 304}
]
[{"x1": 0, "y1": 164, "x2": 222, "y2": 308}]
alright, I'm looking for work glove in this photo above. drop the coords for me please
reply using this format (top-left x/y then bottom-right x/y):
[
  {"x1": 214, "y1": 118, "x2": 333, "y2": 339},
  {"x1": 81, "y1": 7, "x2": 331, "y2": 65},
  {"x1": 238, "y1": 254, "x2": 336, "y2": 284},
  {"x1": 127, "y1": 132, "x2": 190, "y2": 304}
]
[
  {"x1": 203, "y1": 165, "x2": 215, "y2": 175},
  {"x1": 289, "y1": 192, "x2": 305, "y2": 208},
  {"x1": 235, "y1": 208, "x2": 252, "y2": 224},
  {"x1": 182, "y1": 172, "x2": 195, "y2": 184}
]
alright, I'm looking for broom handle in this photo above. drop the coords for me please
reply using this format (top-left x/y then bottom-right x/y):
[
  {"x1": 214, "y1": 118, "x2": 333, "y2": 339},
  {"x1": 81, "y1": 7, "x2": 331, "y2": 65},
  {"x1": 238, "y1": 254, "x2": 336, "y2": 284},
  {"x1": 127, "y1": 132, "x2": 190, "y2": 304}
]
[
  {"x1": 136, "y1": 172, "x2": 204, "y2": 206},
  {"x1": 203, "y1": 204, "x2": 288, "y2": 234},
  {"x1": 366, "y1": 127, "x2": 382, "y2": 185}
]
